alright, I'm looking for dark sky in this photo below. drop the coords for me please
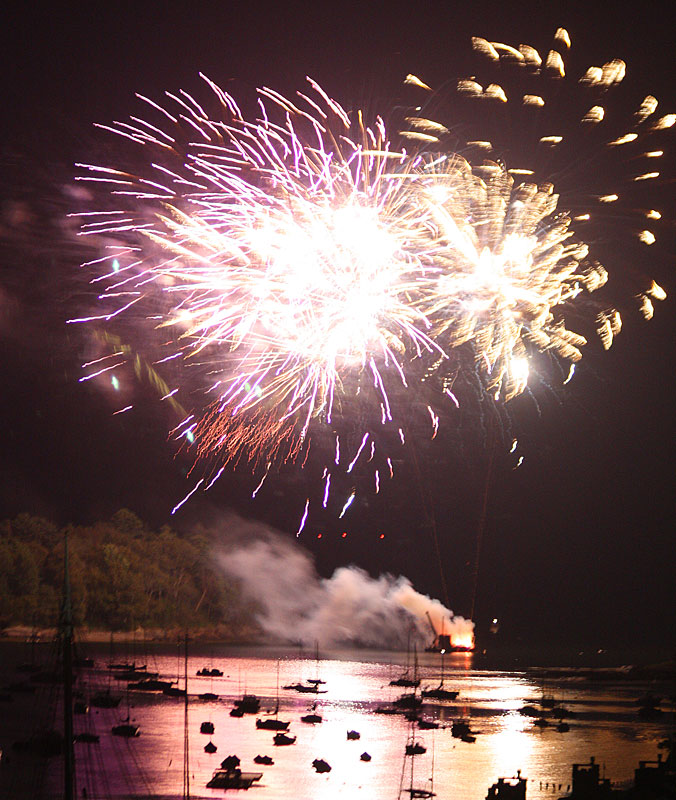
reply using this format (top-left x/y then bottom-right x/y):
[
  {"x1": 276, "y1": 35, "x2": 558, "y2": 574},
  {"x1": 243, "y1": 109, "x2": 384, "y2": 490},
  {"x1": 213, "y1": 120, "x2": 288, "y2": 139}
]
[{"x1": 1, "y1": 2, "x2": 674, "y2": 654}]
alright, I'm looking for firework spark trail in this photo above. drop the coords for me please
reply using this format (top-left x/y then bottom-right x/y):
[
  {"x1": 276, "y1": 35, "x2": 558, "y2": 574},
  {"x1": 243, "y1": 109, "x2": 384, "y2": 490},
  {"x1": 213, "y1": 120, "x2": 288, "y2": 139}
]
[
  {"x1": 75, "y1": 28, "x2": 672, "y2": 515},
  {"x1": 171, "y1": 478, "x2": 205, "y2": 515},
  {"x1": 296, "y1": 498, "x2": 310, "y2": 536},
  {"x1": 322, "y1": 472, "x2": 331, "y2": 508},
  {"x1": 338, "y1": 490, "x2": 356, "y2": 520}
]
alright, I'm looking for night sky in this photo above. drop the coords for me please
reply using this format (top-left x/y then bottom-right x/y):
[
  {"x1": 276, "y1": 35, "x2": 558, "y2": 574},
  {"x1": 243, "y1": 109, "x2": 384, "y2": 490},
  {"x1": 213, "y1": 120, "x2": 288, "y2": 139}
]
[{"x1": 1, "y1": 2, "x2": 674, "y2": 655}]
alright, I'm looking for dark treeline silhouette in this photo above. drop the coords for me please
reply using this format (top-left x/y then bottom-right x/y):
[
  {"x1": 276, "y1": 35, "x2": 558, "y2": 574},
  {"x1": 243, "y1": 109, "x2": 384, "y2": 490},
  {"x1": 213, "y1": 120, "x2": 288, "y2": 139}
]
[{"x1": 0, "y1": 509, "x2": 257, "y2": 637}]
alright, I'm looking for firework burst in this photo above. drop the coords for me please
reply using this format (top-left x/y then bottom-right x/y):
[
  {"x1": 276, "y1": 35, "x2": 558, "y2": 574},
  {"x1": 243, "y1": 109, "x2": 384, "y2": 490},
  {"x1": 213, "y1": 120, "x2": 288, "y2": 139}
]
[{"x1": 72, "y1": 28, "x2": 672, "y2": 516}]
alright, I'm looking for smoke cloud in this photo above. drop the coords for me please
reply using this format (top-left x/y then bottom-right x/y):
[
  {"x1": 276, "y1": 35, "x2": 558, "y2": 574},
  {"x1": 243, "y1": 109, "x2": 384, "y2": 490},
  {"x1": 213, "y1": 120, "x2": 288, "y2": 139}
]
[{"x1": 215, "y1": 516, "x2": 474, "y2": 649}]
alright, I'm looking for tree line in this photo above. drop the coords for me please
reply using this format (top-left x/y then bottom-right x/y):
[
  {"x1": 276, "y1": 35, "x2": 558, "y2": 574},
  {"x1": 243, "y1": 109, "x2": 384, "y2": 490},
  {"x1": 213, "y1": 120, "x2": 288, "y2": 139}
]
[{"x1": 0, "y1": 510, "x2": 257, "y2": 637}]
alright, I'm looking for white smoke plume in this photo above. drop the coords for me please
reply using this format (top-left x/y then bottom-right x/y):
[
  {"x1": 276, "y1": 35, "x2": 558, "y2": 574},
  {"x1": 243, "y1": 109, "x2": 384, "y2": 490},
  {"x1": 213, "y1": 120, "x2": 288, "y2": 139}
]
[{"x1": 215, "y1": 516, "x2": 474, "y2": 649}]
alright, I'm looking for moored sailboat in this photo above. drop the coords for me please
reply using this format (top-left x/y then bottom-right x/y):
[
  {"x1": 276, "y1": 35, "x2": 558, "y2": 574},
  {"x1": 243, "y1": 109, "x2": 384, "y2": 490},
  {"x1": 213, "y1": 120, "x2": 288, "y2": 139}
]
[{"x1": 256, "y1": 661, "x2": 290, "y2": 730}]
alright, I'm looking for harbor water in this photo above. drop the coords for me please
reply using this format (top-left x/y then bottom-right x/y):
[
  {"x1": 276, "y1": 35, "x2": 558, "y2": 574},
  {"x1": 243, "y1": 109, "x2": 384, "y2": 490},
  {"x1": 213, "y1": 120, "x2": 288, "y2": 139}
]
[{"x1": 0, "y1": 642, "x2": 672, "y2": 799}]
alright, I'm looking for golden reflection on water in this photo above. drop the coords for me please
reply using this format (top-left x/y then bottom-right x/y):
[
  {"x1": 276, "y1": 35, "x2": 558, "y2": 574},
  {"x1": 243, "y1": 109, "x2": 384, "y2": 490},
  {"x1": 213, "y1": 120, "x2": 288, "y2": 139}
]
[{"x1": 488, "y1": 710, "x2": 534, "y2": 780}]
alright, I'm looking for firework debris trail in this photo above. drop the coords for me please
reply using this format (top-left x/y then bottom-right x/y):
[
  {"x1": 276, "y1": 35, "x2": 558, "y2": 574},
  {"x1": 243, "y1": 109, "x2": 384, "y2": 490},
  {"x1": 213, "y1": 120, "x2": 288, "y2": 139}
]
[{"x1": 70, "y1": 28, "x2": 673, "y2": 522}]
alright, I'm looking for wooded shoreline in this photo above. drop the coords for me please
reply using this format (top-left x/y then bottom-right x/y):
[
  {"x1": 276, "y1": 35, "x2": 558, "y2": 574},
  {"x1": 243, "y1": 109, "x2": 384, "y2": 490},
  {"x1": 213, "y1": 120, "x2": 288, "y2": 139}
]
[{"x1": 0, "y1": 509, "x2": 258, "y2": 637}]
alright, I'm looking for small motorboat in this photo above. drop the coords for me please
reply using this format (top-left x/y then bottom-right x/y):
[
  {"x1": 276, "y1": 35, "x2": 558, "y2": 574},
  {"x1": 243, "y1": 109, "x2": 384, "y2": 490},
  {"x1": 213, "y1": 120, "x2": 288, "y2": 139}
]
[
  {"x1": 127, "y1": 678, "x2": 173, "y2": 692},
  {"x1": 347, "y1": 730, "x2": 361, "y2": 740},
  {"x1": 115, "y1": 668, "x2": 158, "y2": 681},
  {"x1": 200, "y1": 721, "x2": 215, "y2": 734},
  {"x1": 254, "y1": 754, "x2": 274, "y2": 765},
  {"x1": 451, "y1": 720, "x2": 472, "y2": 739},
  {"x1": 312, "y1": 758, "x2": 331, "y2": 773},
  {"x1": 204, "y1": 740, "x2": 217, "y2": 754},
  {"x1": 206, "y1": 769, "x2": 262, "y2": 789},
  {"x1": 420, "y1": 685, "x2": 458, "y2": 700},
  {"x1": 301, "y1": 711, "x2": 323, "y2": 724},
  {"x1": 232, "y1": 694, "x2": 260, "y2": 714},
  {"x1": 273, "y1": 732, "x2": 296, "y2": 746},
  {"x1": 394, "y1": 693, "x2": 422, "y2": 709},
  {"x1": 405, "y1": 741, "x2": 426, "y2": 756},
  {"x1": 295, "y1": 683, "x2": 327, "y2": 694},
  {"x1": 163, "y1": 686, "x2": 186, "y2": 697},
  {"x1": 197, "y1": 667, "x2": 224, "y2": 677},
  {"x1": 198, "y1": 692, "x2": 219, "y2": 701},
  {"x1": 283, "y1": 680, "x2": 327, "y2": 694},
  {"x1": 360, "y1": 752, "x2": 372, "y2": 762},
  {"x1": 112, "y1": 722, "x2": 140, "y2": 738},
  {"x1": 73, "y1": 732, "x2": 99, "y2": 743},
  {"x1": 256, "y1": 717, "x2": 290, "y2": 730},
  {"x1": 390, "y1": 676, "x2": 420, "y2": 688}
]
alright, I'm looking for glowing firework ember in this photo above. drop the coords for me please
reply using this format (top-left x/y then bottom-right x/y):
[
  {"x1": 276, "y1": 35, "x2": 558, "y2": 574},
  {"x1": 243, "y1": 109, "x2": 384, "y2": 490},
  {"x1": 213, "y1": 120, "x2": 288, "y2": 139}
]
[{"x1": 72, "y1": 28, "x2": 671, "y2": 514}]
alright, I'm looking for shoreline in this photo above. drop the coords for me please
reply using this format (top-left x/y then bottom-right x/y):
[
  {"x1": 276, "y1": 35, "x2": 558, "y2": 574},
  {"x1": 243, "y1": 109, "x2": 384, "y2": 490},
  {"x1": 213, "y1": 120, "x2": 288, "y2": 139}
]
[
  {"x1": 1, "y1": 628, "x2": 674, "y2": 679},
  {"x1": 0, "y1": 625, "x2": 258, "y2": 644}
]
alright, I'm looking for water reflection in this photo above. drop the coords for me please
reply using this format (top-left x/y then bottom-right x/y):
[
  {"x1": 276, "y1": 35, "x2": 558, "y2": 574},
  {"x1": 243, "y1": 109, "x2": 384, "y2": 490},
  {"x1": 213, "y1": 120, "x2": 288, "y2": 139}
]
[
  {"x1": 489, "y1": 711, "x2": 534, "y2": 780},
  {"x1": 0, "y1": 644, "x2": 670, "y2": 800}
]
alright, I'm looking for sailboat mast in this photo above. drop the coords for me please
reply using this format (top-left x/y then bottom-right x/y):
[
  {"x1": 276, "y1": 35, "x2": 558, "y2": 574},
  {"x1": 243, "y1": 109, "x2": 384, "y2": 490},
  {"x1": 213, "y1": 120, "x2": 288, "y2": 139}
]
[
  {"x1": 440, "y1": 619, "x2": 445, "y2": 685},
  {"x1": 61, "y1": 531, "x2": 75, "y2": 800},
  {"x1": 276, "y1": 660, "x2": 280, "y2": 715},
  {"x1": 183, "y1": 633, "x2": 189, "y2": 799}
]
